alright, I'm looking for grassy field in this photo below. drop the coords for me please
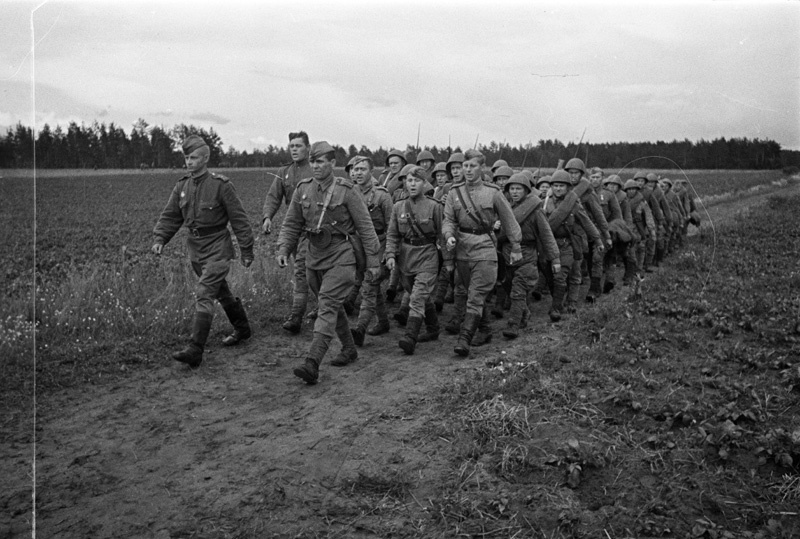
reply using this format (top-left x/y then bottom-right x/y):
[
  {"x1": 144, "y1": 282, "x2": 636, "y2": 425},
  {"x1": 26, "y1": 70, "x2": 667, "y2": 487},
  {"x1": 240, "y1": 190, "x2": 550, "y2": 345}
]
[{"x1": 1, "y1": 168, "x2": 799, "y2": 537}]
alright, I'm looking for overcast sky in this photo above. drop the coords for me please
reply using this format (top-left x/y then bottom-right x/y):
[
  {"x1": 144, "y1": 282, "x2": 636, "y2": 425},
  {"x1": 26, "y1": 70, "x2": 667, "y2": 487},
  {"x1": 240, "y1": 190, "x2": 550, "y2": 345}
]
[{"x1": 2, "y1": 0, "x2": 798, "y2": 153}]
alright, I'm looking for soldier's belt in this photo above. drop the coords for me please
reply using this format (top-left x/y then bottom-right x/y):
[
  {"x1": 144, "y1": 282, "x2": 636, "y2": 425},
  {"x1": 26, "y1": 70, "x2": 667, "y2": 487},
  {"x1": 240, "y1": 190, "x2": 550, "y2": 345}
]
[
  {"x1": 458, "y1": 226, "x2": 492, "y2": 235},
  {"x1": 188, "y1": 223, "x2": 228, "y2": 238},
  {"x1": 306, "y1": 228, "x2": 346, "y2": 249},
  {"x1": 403, "y1": 236, "x2": 437, "y2": 246}
]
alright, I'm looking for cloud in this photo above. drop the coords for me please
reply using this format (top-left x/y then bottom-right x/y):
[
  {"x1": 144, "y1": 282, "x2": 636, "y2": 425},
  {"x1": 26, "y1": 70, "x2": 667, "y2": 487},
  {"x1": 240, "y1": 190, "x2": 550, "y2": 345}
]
[
  {"x1": 249, "y1": 136, "x2": 280, "y2": 148},
  {"x1": 189, "y1": 112, "x2": 230, "y2": 125}
]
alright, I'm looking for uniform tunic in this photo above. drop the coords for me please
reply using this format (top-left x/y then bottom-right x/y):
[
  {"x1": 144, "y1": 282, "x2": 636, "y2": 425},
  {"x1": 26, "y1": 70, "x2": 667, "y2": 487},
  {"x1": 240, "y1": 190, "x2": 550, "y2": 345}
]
[
  {"x1": 443, "y1": 179, "x2": 522, "y2": 317},
  {"x1": 277, "y1": 171, "x2": 380, "y2": 339},
  {"x1": 154, "y1": 170, "x2": 254, "y2": 314},
  {"x1": 355, "y1": 182, "x2": 393, "y2": 330},
  {"x1": 385, "y1": 195, "x2": 444, "y2": 318}
]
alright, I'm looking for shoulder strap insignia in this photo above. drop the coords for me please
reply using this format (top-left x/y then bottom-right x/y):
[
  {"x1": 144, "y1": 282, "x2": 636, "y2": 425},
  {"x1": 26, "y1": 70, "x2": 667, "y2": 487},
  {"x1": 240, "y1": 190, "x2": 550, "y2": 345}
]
[
  {"x1": 211, "y1": 173, "x2": 230, "y2": 182},
  {"x1": 336, "y1": 176, "x2": 355, "y2": 188},
  {"x1": 297, "y1": 177, "x2": 314, "y2": 186},
  {"x1": 374, "y1": 185, "x2": 388, "y2": 193},
  {"x1": 484, "y1": 182, "x2": 501, "y2": 190}
]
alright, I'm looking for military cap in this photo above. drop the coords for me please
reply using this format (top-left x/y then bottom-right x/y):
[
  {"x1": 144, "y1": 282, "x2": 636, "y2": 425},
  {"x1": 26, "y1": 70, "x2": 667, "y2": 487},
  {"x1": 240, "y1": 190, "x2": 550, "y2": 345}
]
[
  {"x1": 536, "y1": 175, "x2": 553, "y2": 187},
  {"x1": 603, "y1": 174, "x2": 624, "y2": 189},
  {"x1": 633, "y1": 170, "x2": 648, "y2": 180},
  {"x1": 345, "y1": 156, "x2": 358, "y2": 173},
  {"x1": 504, "y1": 172, "x2": 531, "y2": 193},
  {"x1": 646, "y1": 172, "x2": 659, "y2": 183},
  {"x1": 182, "y1": 135, "x2": 208, "y2": 155},
  {"x1": 309, "y1": 141, "x2": 335, "y2": 160},
  {"x1": 565, "y1": 157, "x2": 586, "y2": 174},
  {"x1": 416, "y1": 150, "x2": 435, "y2": 165},
  {"x1": 385, "y1": 149, "x2": 408, "y2": 166},
  {"x1": 550, "y1": 169, "x2": 572, "y2": 185},
  {"x1": 624, "y1": 179, "x2": 641, "y2": 190},
  {"x1": 493, "y1": 165, "x2": 514, "y2": 179},
  {"x1": 491, "y1": 159, "x2": 509, "y2": 172},
  {"x1": 352, "y1": 155, "x2": 373, "y2": 168},
  {"x1": 398, "y1": 164, "x2": 417, "y2": 179}
]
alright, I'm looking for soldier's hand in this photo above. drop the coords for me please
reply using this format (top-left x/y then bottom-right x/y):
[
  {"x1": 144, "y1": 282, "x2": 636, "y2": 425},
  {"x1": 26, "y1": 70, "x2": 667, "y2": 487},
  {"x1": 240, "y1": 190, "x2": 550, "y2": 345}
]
[
  {"x1": 493, "y1": 220, "x2": 501, "y2": 231},
  {"x1": 242, "y1": 257, "x2": 253, "y2": 268},
  {"x1": 386, "y1": 258, "x2": 396, "y2": 271},
  {"x1": 446, "y1": 237, "x2": 457, "y2": 251},
  {"x1": 444, "y1": 262, "x2": 454, "y2": 274},
  {"x1": 509, "y1": 251, "x2": 523, "y2": 265},
  {"x1": 151, "y1": 243, "x2": 163, "y2": 256},
  {"x1": 277, "y1": 254, "x2": 288, "y2": 268},
  {"x1": 595, "y1": 243, "x2": 605, "y2": 254},
  {"x1": 262, "y1": 218, "x2": 272, "y2": 235},
  {"x1": 606, "y1": 238, "x2": 613, "y2": 248},
  {"x1": 552, "y1": 262, "x2": 561, "y2": 274},
  {"x1": 366, "y1": 266, "x2": 382, "y2": 282}
]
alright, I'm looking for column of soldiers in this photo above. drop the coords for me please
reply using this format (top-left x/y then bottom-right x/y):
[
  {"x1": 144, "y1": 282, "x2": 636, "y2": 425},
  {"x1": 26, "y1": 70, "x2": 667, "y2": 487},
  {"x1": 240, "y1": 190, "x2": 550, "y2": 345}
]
[{"x1": 154, "y1": 133, "x2": 699, "y2": 383}]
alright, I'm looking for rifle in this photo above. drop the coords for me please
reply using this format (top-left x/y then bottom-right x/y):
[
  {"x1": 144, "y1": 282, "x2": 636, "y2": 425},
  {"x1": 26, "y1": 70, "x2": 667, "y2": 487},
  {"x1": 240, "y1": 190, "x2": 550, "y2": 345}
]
[
  {"x1": 473, "y1": 133, "x2": 480, "y2": 150},
  {"x1": 416, "y1": 123, "x2": 421, "y2": 151},
  {"x1": 574, "y1": 127, "x2": 587, "y2": 158},
  {"x1": 521, "y1": 140, "x2": 532, "y2": 168},
  {"x1": 535, "y1": 153, "x2": 544, "y2": 178}
]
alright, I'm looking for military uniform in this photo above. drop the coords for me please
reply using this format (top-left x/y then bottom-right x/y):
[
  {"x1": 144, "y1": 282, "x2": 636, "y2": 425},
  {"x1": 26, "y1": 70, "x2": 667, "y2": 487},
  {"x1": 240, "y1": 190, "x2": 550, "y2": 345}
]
[
  {"x1": 628, "y1": 186, "x2": 656, "y2": 274},
  {"x1": 277, "y1": 141, "x2": 380, "y2": 384},
  {"x1": 351, "y1": 177, "x2": 393, "y2": 342},
  {"x1": 497, "y1": 174, "x2": 559, "y2": 338},
  {"x1": 385, "y1": 171, "x2": 445, "y2": 354},
  {"x1": 595, "y1": 181, "x2": 625, "y2": 292},
  {"x1": 443, "y1": 163, "x2": 522, "y2": 356},
  {"x1": 153, "y1": 135, "x2": 254, "y2": 367},
  {"x1": 263, "y1": 158, "x2": 313, "y2": 332},
  {"x1": 571, "y1": 178, "x2": 610, "y2": 301}
]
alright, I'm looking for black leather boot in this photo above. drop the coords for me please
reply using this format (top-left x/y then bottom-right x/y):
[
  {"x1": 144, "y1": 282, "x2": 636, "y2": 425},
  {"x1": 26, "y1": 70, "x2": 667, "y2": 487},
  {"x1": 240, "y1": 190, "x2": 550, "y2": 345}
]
[
  {"x1": 220, "y1": 297, "x2": 251, "y2": 346},
  {"x1": 172, "y1": 312, "x2": 213, "y2": 368}
]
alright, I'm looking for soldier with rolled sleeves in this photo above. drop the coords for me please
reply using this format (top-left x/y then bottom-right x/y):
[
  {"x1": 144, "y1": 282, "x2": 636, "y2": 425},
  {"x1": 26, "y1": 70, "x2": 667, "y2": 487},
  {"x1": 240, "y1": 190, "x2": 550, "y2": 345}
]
[
  {"x1": 497, "y1": 173, "x2": 560, "y2": 339},
  {"x1": 443, "y1": 149, "x2": 522, "y2": 357},
  {"x1": 277, "y1": 142, "x2": 381, "y2": 384},
  {"x1": 261, "y1": 131, "x2": 313, "y2": 334},
  {"x1": 348, "y1": 156, "x2": 393, "y2": 343},
  {"x1": 152, "y1": 135, "x2": 254, "y2": 368},
  {"x1": 385, "y1": 166, "x2": 446, "y2": 354}
]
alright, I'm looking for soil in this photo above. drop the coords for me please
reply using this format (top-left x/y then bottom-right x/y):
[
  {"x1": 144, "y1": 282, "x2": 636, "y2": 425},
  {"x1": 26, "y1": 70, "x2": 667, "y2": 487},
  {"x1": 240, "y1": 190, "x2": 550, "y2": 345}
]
[{"x1": 2, "y1": 181, "x2": 798, "y2": 538}]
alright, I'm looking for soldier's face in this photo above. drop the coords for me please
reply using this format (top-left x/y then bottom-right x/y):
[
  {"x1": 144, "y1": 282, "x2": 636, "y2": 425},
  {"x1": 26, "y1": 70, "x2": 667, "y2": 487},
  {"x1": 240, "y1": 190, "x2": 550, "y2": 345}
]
[
  {"x1": 636, "y1": 178, "x2": 646, "y2": 188},
  {"x1": 607, "y1": 184, "x2": 619, "y2": 193},
  {"x1": 508, "y1": 184, "x2": 526, "y2": 202},
  {"x1": 495, "y1": 176, "x2": 509, "y2": 189},
  {"x1": 449, "y1": 163, "x2": 462, "y2": 180},
  {"x1": 552, "y1": 183, "x2": 569, "y2": 198},
  {"x1": 538, "y1": 182, "x2": 550, "y2": 195},
  {"x1": 589, "y1": 172, "x2": 603, "y2": 189},
  {"x1": 434, "y1": 171, "x2": 448, "y2": 187},
  {"x1": 568, "y1": 169, "x2": 582, "y2": 185},
  {"x1": 626, "y1": 188, "x2": 638, "y2": 198},
  {"x1": 405, "y1": 175, "x2": 423, "y2": 197},
  {"x1": 352, "y1": 162, "x2": 372, "y2": 186},
  {"x1": 388, "y1": 157, "x2": 404, "y2": 173},
  {"x1": 289, "y1": 138, "x2": 309, "y2": 162},
  {"x1": 463, "y1": 159, "x2": 482, "y2": 182},
  {"x1": 311, "y1": 156, "x2": 334, "y2": 180},
  {"x1": 184, "y1": 148, "x2": 209, "y2": 174},
  {"x1": 419, "y1": 159, "x2": 434, "y2": 171}
]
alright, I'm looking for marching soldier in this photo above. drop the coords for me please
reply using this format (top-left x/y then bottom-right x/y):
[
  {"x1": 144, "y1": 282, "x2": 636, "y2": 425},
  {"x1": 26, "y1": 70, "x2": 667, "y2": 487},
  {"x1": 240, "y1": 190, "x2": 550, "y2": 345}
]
[
  {"x1": 625, "y1": 179, "x2": 656, "y2": 275},
  {"x1": 261, "y1": 131, "x2": 313, "y2": 333},
  {"x1": 385, "y1": 166, "x2": 446, "y2": 354},
  {"x1": 152, "y1": 135, "x2": 254, "y2": 368},
  {"x1": 348, "y1": 156, "x2": 393, "y2": 343},
  {"x1": 377, "y1": 149, "x2": 408, "y2": 199},
  {"x1": 645, "y1": 172, "x2": 673, "y2": 266},
  {"x1": 590, "y1": 168, "x2": 623, "y2": 293},
  {"x1": 602, "y1": 175, "x2": 637, "y2": 287},
  {"x1": 636, "y1": 170, "x2": 663, "y2": 271},
  {"x1": 443, "y1": 149, "x2": 522, "y2": 357},
  {"x1": 277, "y1": 141, "x2": 381, "y2": 385}
]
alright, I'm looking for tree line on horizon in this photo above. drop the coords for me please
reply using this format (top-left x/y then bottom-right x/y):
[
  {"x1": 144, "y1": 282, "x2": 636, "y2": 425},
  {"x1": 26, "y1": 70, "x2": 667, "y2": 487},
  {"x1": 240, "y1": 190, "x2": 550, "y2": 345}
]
[{"x1": 0, "y1": 118, "x2": 794, "y2": 171}]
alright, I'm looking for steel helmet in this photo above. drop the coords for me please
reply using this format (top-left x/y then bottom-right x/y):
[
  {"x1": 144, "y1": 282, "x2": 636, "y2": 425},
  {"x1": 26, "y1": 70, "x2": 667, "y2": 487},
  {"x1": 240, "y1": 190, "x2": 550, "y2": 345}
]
[
  {"x1": 397, "y1": 164, "x2": 417, "y2": 179},
  {"x1": 536, "y1": 175, "x2": 553, "y2": 187},
  {"x1": 445, "y1": 152, "x2": 465, "y2": 177},
  {"x1": 416, "y1": 150, "x2": 435, "y2": 165},
  {"x1": 603, "y1": 174, "x2": 624, "y2": 189},
  {"x1": 633, "y1": 170, "x2": 648, "y2": 181},
  {"x1": 491, "y1": 159, "x2": 509, "y2": 172},
  {"x1": 385, "y1": 149, "x2": 407, "y2": 167},
  {"x1": 661, "y1": 178, "x2": 673, "y2": 187},
  {"x1": 646, "y1": 172, "x2": 659, "y2": 183},
  {"x1": 432, "y1": 162, "x2": 447, "y2": 174},
  {"x1": 550, "y1": 169, "x2": 572, "y2": 185},
  {"x1": 624, "y1": 179, "x2": 640, "y2": 190},
  {"x1": 493, "y1": 165, "x2": 514, "y2": 179},
  {"x1": 504, "y1": 172, "x2": 531, "y2": 193},
  {"x1": 565, "y1": 158, "x2": 586, "y2": 175}
]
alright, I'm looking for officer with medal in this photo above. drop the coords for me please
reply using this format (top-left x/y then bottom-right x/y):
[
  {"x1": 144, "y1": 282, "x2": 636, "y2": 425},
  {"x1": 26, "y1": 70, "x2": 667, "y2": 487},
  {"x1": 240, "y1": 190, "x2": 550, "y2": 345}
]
[
  {"x1": 261, "y1": 131, "x2": 313, "y2": 334},
  {"x1": 152, "y1": 135, "x2": 255, "y2": 368},
  {"x1": 277, "y1": 141, "x2": 381, "y2": 385}
]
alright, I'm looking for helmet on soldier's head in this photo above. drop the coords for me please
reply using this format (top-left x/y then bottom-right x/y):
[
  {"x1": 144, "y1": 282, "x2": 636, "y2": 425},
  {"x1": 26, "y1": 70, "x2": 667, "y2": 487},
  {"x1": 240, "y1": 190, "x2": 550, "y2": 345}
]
[
  {"x1": 624, "y1": 179, "x2": 640, "y2": 190},
  {"x1": 603, "y1": 174, "x2": 624, "y2": 189},
  {"x1": 385, "y1": 149, "x2": 407, "y2": 167},
  {"x1": 416, "y1": 150, "x2": 434, "y2": 165},
  {"x1": 661, "y1": 178, "x2": 673, "y2": 188},
  {"x1": 551, "y1": 169, "x2": 572, "y2": 185},
  {"x1": 504, "y1": 172, "x2": 531, "y2": 194},
  {"x1": 491, "y1": 159, "x2": 508, "y2": 172},
  {"x1": 646, "y1": 172, "x2": 659, "y2": 183},
  {"x1": 493, "y1": 165, "x2": 514, "y2": 180},
  {"x1": 432, "y1": 162, "x2": 447, "y2": 174},
  {"x1": 536, "y1": 175, "x2": 553, "y2": 187},
  {"x1": 520, "y1": 170, "x2": 535, "y2": 183},
  {"x1": 565, "y1": 158, "x2": 586, "y2": 175},
  {"x1": 446, "y1": 152, "x2": 465, "y2": 177},
  {"x1": 633, "y1": 170, "x2": 648, "y2": 181}
]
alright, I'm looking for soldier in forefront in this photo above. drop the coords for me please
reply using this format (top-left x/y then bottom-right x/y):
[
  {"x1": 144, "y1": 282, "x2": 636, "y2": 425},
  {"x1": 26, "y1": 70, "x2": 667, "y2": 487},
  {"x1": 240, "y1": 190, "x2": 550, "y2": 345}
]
[
  {"x1": 443, "y1": 149, "x2": 522, "y2": 357},
  {"x1": 261, "y1": 131, "x2": 313, "y2": 334},
  {"x1": 152, "y1": 135, "x2": 254, "y2": 368},
  {"x1": 277, "y1": 141, "x2": 381, "y2": 385}
]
